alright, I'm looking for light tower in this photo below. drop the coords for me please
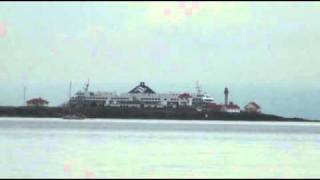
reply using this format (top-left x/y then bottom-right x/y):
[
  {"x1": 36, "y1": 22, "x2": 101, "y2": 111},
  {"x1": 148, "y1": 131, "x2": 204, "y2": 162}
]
[{"x1": 224, "y1": 87, "x2": 229, "y2": 105}]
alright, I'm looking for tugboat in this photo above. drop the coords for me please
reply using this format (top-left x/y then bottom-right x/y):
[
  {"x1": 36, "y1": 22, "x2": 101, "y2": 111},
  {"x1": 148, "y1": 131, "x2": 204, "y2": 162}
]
[{"x1": 62, "y1": 81, "x2": 86, "y2": 120}]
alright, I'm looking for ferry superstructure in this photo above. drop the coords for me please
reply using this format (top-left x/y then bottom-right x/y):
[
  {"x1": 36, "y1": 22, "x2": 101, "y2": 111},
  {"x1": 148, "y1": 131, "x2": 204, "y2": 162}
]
[{"x1": 69, "y1": 81, "x2": 215, "y2": 109}]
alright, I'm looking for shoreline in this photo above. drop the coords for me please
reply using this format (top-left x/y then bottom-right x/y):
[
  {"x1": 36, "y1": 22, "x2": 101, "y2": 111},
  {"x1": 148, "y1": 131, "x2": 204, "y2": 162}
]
[
  {"x1": 0, "y1": 106, "x2": 316, "y2": 122},
  {"x1": 0, "y1": 116, "x2": 318, "y2": 123}
]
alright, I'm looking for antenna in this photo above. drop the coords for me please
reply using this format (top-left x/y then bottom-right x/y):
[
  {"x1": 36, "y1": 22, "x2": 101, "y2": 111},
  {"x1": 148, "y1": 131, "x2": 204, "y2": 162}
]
[
  {"x1": 84, "y1": 79, "x2": 90, "y2": 92},
  {"x1": 69, "y1": 81, "x2": 72, "y2": 100},
  {"x1": 83, "y1": 79, "x2": 90, "y2": 92},
  {"x1": 23, "y1": 86, "x2": 26, "y2": 106},
  {"x1": 195, "y1": 81, "x2": 202, "y2": 95}
]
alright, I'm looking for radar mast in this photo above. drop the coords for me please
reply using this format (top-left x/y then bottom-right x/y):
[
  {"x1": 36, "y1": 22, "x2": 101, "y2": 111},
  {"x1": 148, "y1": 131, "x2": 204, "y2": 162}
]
[
  {"x1": 84, "y1": 79, "x2": 90, "y2": 92},
  {"x1": 195, "y1": 81, "x2": 202, "y2": 95}
]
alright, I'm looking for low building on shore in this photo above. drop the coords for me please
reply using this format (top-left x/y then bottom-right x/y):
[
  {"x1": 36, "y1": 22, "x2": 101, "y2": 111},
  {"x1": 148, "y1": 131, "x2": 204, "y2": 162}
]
[
  {"x1": 221, "y1": 102, "x2": 241, "y2": 113},
  {"x1": 244, "y1": 102, "x2": 261, "y2": 113},
  {"x1": 26, "y1": 97, "x2": 49, "y2": 107}
]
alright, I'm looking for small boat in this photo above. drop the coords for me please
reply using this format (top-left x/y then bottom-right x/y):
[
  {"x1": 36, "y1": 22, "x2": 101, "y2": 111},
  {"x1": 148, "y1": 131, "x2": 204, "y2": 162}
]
[{"x1": 63, "y1": 113, "x2": 86, "y2": 120}]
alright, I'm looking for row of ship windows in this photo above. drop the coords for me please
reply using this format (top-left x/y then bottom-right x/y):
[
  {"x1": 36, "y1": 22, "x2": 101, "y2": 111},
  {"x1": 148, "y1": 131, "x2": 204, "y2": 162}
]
[
  {"x1": 108, "y1": 101, "x2": 180, "y2": 105},
  {"x1": 141, "y1": 98, "x2": 160, "y2": 101},
  {"x1": 74, "y1": 97, "x2": 180, "y2": 101}
]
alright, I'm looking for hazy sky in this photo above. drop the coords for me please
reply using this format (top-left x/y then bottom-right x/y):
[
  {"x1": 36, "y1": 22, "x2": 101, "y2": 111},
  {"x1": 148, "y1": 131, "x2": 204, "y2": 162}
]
[{"x1": 0, "y1": 2, "x2": 320, "y2": 119}]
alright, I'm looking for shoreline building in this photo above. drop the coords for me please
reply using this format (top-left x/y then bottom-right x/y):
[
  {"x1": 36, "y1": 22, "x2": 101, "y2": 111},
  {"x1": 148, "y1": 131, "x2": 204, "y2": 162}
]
[
  {"x1": 204, "y1": 87, "x2": 241, "y2": 113},
  {"x1": 221, "y1": 102, "x2": 241, "y2": 113},
  {"x1": 244, "y1": 102, "x2": 262, "y2": 113},
  {"x1": 27, "y1": 97, "x2": 49, "y2": 107}
]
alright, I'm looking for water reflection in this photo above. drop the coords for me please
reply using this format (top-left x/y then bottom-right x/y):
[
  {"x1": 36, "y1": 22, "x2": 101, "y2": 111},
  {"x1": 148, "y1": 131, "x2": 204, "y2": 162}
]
[{"x1": 0, "y1": 118, "x2": 320, "y2": 178}]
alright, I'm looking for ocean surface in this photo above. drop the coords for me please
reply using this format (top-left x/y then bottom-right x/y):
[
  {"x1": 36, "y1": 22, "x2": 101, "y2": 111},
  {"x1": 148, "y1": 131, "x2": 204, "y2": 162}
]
[{"x1": 1, "y1": 118, "x2": 320, "y2": 178}]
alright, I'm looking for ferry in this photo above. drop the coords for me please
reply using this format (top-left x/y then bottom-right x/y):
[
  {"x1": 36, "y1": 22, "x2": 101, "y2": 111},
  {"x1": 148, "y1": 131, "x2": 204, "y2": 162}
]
[{"x1": 67, "y1": 80, "x2": 217, "y2": 110}]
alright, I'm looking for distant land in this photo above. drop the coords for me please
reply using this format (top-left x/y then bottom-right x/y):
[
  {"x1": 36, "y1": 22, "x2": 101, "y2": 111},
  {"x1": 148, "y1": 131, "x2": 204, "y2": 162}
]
[
  {"x1": 2, "y1": 81, "x2": 317, "y2": 122},
  {"x1": 0, "y1": 106, "x2": 316, "y2": 122}
]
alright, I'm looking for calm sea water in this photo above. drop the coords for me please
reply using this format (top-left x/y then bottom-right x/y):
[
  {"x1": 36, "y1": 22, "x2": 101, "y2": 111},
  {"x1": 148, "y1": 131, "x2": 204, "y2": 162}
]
[{"x1": 1, "y1": 117, "x2": 320, "y2": 178}]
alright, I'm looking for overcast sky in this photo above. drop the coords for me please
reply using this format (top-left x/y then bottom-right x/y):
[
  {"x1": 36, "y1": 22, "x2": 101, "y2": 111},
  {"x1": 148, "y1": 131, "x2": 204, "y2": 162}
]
[{"x1": 0, "y1": 2, "x2": 320, "y2": 119}]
